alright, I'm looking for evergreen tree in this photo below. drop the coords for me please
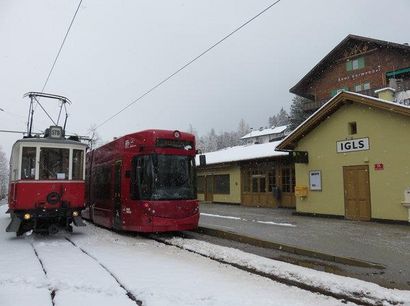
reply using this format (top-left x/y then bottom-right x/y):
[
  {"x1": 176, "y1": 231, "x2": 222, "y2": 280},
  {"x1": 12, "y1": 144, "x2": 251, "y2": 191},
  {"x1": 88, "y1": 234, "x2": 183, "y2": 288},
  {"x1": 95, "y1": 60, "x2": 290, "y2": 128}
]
[
  {"x1": 269, "y1": 108, "x2": 289, "y2": 127},
  {"x1": 289, "y1": 96, "x2": 312, "y2": 130}
]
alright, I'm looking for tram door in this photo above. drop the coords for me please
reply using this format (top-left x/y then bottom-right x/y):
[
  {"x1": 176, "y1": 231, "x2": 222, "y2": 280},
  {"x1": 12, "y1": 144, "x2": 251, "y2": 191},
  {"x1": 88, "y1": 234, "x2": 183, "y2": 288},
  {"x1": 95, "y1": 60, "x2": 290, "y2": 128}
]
[{"x1": 113, "y1": 160, "x2": 122, "y2": 228}]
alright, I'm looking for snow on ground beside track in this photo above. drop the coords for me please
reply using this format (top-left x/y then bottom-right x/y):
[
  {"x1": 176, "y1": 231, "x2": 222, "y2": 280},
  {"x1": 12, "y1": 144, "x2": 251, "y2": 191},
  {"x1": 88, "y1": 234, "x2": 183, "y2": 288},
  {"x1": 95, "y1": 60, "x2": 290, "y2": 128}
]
[
  {"x1": 0, "y1": 203, "x2": 52, "y2": 306},
  {"x1": 164, "y1": 236, "x2": 410, "y2": 306},
  {"x1": 200, "y1": 212, "x2": 296, "y2": 227},
  {"x1": 0, "y1": 204, "x2": 352, "y2": 306},
  {"x1": 33, "y1": 239, "x2": 136, "y2": 306},
  {"x1": 72, "y1": 224, "x2": 354, "y2": 306}
]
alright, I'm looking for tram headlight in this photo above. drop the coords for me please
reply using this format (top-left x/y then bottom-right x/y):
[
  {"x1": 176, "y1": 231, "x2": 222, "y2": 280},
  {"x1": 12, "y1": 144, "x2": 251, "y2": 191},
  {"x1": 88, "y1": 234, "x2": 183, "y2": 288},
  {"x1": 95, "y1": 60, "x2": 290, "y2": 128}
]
[
  {"x1": 23, "y1": 213, "x2": 31, "y2": 220},
  {"x1": 72, "y1": 211, "x2": 79, "y2": 217}
]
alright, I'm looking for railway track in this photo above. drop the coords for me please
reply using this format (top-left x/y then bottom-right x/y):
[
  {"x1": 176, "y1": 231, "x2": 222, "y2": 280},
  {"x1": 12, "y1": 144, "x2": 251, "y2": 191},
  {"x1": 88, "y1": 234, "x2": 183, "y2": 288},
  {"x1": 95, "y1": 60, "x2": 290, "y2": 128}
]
[
  {"x1": 31, "y1": 237, "x2": 143, "y2": 306},
  {"x1": 31, "y1": 243, "x2": 56, "y2": 306},
  {"x1": 149, "y1": 232, "x2": 400, "y2": 306},
  {"x1": 27, "y1": 220, "x2": 403, "y2": 306}
]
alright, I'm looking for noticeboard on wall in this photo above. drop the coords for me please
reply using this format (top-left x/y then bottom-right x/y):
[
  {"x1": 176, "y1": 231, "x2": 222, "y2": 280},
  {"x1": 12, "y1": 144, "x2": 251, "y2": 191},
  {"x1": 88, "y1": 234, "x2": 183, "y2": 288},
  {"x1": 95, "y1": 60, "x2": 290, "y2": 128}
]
[{"x1": 309, "y1": 170, "x2": 322, "y2": 191}]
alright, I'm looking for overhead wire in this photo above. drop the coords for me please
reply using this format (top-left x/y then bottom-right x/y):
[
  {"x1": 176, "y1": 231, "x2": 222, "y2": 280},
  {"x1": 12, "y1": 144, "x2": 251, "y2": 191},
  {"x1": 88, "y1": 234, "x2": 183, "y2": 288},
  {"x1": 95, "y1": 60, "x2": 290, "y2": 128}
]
[
  {"x1": 34, "y1": 0, "x2": 84, "y2": 126},
  {"x1": 94, "y1": 0, "x2": 282, "y2": 131}
]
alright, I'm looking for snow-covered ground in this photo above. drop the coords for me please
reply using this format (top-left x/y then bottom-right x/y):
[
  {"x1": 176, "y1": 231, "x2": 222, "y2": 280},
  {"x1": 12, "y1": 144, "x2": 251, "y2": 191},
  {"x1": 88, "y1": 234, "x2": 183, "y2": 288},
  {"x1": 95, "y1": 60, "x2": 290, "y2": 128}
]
[{"x1": 1, "y1": 200, "x2": 409, "y2": 306}]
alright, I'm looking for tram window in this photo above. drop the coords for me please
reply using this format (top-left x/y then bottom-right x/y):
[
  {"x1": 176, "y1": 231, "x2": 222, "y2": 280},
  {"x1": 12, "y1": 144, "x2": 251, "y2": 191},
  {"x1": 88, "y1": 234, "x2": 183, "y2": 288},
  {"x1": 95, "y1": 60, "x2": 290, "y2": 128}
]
[
  {"x1": 72, "y1": 149, "x2": 84, "y2": 180},
  {"x1": 39, "y1": 148, "x2": 69, "y2": 180},
  {"x1": 21, "y1": 147, "x2": 36, "y2": 180}
]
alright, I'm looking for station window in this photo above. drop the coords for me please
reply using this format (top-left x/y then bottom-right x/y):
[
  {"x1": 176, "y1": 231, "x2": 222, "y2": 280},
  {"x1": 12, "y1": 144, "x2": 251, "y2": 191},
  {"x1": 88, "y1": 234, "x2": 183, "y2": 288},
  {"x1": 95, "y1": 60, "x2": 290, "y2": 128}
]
[
  {"x1": 214, "y1": 174, "x2": 230, "y2": 194},
  {"x1": 21, "y1": 147, "x2": 36, "y2": 180},
  {"x1": 72, "y1": 149, "x2": 84, "y2": 180},
  {"x1": 39, "y1": 147, "x2": 69, "y2": 180},
  {"x1": 346, "y1": 57, "x2": 365, "y2": 71},
  {"x1": 268, "y1": 170, "x2": 277, "y2": 192},
  {"x1": 349, "y1": 122, "x2": 357, "y2": 135},
  {"x1": 251, "y1": 170, "x2": 267, "y2": 193},
  {"x1": 242, "y1": 171, "x2": 250, "y2": 192},
  {"x1": 281, "y1": 167, "x2": 295, "y2": 193},
  {"x1": 197, "y1": 176, "x2": 205, "y2": 193}
]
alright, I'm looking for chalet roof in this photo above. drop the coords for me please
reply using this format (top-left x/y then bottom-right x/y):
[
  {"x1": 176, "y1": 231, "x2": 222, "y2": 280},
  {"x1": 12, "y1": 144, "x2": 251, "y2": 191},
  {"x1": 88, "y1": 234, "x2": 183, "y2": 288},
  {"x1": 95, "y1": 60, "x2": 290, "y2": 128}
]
[
  {"x1": 276, "y1": 91, "x2": 410, "y2": 151},
  {"x1": 196, "y1": 141, "x2": 287, "y2": 166},
  {"x1": 241, "y1": 125, "x2": 288, "y2": 140},
  {"x1": 290, "y1": 34, "x2": 410, "y2": 99}
]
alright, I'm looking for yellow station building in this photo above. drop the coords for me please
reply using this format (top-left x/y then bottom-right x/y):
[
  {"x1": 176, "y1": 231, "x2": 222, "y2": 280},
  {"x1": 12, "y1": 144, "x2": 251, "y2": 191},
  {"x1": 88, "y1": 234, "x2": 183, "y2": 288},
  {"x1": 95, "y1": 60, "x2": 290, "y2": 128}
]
[{"x1": 277, "y1": 90, "x2": 410, "y2": 222}]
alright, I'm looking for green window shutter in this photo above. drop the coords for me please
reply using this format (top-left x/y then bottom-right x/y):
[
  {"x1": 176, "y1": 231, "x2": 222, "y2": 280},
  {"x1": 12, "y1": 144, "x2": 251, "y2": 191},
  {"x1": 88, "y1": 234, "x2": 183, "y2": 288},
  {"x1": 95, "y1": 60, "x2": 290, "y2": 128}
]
[
  {"x1": 346, "y1": 61, "x2": 353, "y2": 71},
  {"x1": 358, "y1": 57, "x2": 365, "y2": 69}
]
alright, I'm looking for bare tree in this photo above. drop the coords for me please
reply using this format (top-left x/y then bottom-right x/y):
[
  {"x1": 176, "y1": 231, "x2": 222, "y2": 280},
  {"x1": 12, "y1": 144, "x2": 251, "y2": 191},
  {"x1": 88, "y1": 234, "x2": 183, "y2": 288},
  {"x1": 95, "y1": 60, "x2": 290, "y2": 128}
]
[
  {"x1": 87, "y1": 124, "x2": 103, "y2": 150},
  {"x1": 0, "y1": 146, "x2": 8, "y2": 199}
]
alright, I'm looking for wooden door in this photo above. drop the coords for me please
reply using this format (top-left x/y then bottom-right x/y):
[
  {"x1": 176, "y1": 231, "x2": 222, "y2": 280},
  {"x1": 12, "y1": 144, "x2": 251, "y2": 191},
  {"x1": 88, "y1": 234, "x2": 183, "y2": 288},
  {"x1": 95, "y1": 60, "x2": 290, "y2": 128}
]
[
  {"x1": 343, "y1": 165, "x2": 371, "y2": 221},
  {"x1": 205, "y1": 175, "x2": 213, "y2": 202}
]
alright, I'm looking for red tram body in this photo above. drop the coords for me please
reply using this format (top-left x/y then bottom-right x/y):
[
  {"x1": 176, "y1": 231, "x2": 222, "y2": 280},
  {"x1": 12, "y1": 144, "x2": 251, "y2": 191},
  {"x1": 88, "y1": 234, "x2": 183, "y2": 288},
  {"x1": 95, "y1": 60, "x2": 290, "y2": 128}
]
[
  {"x1": 6, "y1": 126, "x2": 88, "y2": 235},
  {"x1": 83, "y1": 129, "x2": 199, "y2": 232}
]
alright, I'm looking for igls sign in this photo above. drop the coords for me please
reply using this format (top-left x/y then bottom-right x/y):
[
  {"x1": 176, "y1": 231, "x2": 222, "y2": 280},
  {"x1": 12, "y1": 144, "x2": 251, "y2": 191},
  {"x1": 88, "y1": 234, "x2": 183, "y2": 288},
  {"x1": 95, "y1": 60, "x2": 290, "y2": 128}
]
[{"x1": 336, "y1": 137, "x2": 369, "y2": 153}]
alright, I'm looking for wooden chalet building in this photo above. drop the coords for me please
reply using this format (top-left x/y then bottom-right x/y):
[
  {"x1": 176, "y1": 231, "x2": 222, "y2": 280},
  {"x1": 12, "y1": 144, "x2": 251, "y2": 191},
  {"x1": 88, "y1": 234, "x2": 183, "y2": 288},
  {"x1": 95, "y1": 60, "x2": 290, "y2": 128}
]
[
  {"x1": 290, "y1": 34, "x2": 410, "y2": 114},
  {"x1": 196, "y1": 141, "x2": 295, "y2": 208}
]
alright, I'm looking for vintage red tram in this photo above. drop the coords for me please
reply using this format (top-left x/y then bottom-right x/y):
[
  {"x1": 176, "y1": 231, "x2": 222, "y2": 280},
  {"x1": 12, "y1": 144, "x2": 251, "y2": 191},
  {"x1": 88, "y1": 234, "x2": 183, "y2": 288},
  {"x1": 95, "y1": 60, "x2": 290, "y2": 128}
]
[
  {"x1": 83, "y1": 129, "x2": 199, "y2": 232},
  {"x1": 6, "y1": 92, "x2": 88, "y2": 236}
]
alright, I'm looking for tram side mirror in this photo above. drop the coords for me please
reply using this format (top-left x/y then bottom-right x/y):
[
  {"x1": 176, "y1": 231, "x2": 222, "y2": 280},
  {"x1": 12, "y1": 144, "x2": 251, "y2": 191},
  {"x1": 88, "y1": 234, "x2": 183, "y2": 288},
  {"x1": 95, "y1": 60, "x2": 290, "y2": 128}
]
[{"x1": 125, "y1": 170, "x2": 131, "y2": 178}]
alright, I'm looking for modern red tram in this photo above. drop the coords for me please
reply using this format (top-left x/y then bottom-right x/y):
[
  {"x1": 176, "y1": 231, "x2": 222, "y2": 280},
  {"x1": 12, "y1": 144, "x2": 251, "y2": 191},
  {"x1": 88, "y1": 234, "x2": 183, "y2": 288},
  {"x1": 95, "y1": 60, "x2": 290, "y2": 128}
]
[{"x1": 83, "y1": 129, "x2": 199, "y2": 232}]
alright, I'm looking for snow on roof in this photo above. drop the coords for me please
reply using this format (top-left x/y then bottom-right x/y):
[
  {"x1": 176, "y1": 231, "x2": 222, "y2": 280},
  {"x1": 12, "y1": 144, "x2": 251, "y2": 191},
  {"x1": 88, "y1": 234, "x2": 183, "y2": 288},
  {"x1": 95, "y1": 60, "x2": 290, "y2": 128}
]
[
  {"x1": 277, "y1": 90, "x2": 410, "y2": 151},
  {"x1": 196, "y1": 140, "x2": 287, "y2": 166},
  {"x1": 241, "y1": 125, "x2": 288, "y2": 139}
]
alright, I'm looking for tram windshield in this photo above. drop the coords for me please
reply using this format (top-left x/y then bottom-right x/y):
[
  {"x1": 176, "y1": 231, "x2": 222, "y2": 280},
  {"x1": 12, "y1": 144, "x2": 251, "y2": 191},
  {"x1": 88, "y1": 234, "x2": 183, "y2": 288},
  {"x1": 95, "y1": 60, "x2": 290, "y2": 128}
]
[
  {"x1": 132, "y1": 154, "x2": 196, "y2": 200},
  {"x1": 40, "y1": 148, "x2": 69, "y2": 180}
]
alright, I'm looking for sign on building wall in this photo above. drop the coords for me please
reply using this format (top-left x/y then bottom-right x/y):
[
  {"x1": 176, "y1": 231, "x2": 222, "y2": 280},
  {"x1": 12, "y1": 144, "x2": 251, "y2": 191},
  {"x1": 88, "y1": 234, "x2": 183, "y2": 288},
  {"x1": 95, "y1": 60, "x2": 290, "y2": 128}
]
[
  {"x1": 336, "y1": 137, "x2": 369, "y2": 153},
  {"x1": 309, "y1": 170, "x2": 322, "y2": 191}
]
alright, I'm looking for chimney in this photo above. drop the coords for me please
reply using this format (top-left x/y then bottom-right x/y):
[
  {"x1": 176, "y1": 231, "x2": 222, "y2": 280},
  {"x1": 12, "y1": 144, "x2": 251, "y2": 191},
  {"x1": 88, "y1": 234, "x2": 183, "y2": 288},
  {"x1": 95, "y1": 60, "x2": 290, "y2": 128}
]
[{"x1": 375, "y1": 87, "x2": 396, "y2": 102}]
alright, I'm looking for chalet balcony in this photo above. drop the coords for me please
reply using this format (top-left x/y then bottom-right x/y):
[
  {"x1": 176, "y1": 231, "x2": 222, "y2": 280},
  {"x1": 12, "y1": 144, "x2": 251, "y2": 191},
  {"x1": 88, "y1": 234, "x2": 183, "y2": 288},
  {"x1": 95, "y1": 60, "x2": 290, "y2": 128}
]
[{"x1": 302, "y1": 80, "x2": 410, "y2": 112}]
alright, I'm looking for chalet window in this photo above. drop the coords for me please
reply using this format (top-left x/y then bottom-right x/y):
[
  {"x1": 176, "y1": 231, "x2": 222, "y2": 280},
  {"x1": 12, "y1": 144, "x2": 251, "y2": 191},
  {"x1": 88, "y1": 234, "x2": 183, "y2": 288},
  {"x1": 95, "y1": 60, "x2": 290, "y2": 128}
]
[
  {"x1": 349, "y1": 122, "x2": 357, "y2": 135},
  {"x1": 331, "y1": 87, "x2": 348, "y2": 97},
  {"x1": 354, "y1": 82, "x2": 370, "y2": 92},
  {"x1": 214, "y1": 174, "x2": 230, "y2": 194},
  {"x1": 346, "y1": 57, "x2": 365, "y2": 71}
]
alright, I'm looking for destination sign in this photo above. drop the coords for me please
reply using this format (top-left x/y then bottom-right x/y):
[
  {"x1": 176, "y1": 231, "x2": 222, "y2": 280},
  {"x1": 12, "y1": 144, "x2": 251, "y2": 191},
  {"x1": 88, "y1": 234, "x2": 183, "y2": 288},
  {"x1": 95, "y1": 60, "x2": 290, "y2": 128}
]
[{"x1": 336, "y1": 137, "x2": 369, "y2": 153}]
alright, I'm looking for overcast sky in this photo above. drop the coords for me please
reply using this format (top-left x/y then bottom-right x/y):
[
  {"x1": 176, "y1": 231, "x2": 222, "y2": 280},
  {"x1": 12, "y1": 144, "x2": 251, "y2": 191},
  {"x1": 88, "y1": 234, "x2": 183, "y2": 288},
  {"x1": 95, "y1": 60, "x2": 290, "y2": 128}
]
[{"x1": 1, "y1": 0, "x2": 409, "y2": 157}]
